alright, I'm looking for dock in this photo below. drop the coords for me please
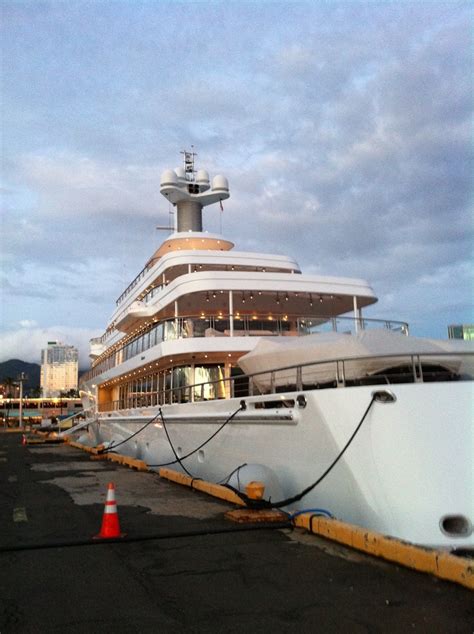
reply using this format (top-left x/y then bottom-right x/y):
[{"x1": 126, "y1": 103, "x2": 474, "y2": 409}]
[{"x1": 0, "y1": 431, "x2": 472, "y2": 633}]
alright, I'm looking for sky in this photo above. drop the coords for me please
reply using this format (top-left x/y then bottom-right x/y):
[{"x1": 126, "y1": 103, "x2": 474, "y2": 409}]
[{"x1": 1, "y1": 0, "x2": 472, "y2": 368}]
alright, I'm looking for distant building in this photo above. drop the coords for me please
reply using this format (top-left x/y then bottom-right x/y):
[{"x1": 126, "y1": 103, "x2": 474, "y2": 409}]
[
  {"x1": 447, "y1": 324, "x2": 474, "y2": 341},
  {"x1": 40, "y1": 341, "x2": 79, "y2": 397}
]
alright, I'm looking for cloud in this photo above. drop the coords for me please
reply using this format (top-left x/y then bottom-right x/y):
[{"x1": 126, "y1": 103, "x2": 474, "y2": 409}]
[
  {"x1": 1, "y1": 1, "x2": 472, "y2": 357},
  {"x1": 19, "y1": 319, "x2": 37, "y2": 328},
  {"x1": 0, "y1": 325, "x2": 100, "y2": 368},
  {"x1": 12, "y1": 153, "x2": 162, "y2": 218},
  {"x1": 0, "y1": 255, "x2": 129, "y2": 337}
]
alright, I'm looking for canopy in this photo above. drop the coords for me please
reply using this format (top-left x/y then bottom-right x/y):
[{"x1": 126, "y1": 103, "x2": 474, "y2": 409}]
[{"x1": 237, "y1": 329, "x2": 474, "y2": 389}]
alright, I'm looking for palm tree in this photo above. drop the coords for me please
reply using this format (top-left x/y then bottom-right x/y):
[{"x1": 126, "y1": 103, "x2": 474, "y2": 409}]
[{"x1": 3, "y1": 377, "x2": 16, "y2": 427}]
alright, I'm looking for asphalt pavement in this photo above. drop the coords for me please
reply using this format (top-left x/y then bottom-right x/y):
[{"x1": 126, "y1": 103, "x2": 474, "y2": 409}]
[{"x1": 0, "y1": 432, "x2": 472, "y2": 633}]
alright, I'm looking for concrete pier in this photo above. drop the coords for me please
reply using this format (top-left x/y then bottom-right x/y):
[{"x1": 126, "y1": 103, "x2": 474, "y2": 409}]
[{"x1": 0, "y1": 432, "x2": 472, "y2": 633}]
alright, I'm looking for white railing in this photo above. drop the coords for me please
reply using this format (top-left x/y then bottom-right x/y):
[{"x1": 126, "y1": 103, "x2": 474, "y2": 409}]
[{"x1": 97, "y1": 350, "x2": 472, "y2": 412}]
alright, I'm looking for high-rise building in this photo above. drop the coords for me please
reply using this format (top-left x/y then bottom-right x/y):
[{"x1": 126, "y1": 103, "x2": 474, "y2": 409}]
[
  {"x1": 40, "y1": 341, "x2": 79, "y2": 397},
  {"x1": 447, "y1": 324, "x2": 474, "y2": 341}
]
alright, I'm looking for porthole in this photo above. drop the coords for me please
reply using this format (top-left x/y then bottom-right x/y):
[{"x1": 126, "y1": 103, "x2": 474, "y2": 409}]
[{"x1": 439, "y1": 514, "x2": 472, "y2": 537}]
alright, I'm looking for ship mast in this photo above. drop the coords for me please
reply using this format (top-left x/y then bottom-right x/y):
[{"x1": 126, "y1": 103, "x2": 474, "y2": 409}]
[
  {"x1": 181, "y1": 148, "x2": 197, "y2": 181},
  {"x1": 160, "y1": 151, "x2": 230, "y2": 233}
]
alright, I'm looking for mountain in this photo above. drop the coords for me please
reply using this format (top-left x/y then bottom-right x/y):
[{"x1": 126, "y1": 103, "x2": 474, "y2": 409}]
[{"x1": 0, "y1": 359, "x2": 41, "y2": 391}]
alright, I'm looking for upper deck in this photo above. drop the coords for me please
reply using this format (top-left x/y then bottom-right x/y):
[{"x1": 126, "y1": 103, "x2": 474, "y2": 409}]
[{"x1": 89, "y1": 156, "x2": 378, "y2": 360}]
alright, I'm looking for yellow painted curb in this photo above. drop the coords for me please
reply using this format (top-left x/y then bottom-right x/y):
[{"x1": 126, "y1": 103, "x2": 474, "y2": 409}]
[
  {"x1": 67, "y1": 440, "x2": 79, "y2": 449},
  {"x1": 65, "y1": 440, "x2": 149, "y2": 471},
  {"x1": 66, "y1": 440, "x2": 101, "y2": 454},
  {"x1": 122, "y1": 456, "x2": 149, "y2": 471},
  {"x1": 159, "y1": 467, "x2": 245, "y2": 506},
  {"x1": 107, "y1": 453, "x2": 124, "y2": 464},
  {"x1": 294, "y1": 514, "x2": 473, "y2": 591},
  {"x1": 89, "y1": 444, "x2": 105, "y2": 456}
]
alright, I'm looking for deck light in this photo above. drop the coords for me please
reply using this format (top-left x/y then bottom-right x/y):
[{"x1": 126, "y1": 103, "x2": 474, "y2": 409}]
[{"x1": 309, "y1": 294, "x2": 313, "y2": 307}]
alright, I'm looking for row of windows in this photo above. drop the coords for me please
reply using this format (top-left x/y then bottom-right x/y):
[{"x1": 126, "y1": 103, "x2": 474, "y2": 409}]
[
  {"x1": 101, "y1": 364, "x2": 226, "y2": 410},
  {"x1": 42, "y1": 349, "x2": 78, "y2": 363},
  {"x1": 88, "y1": 316, "x2": 294, "y2": 381}
]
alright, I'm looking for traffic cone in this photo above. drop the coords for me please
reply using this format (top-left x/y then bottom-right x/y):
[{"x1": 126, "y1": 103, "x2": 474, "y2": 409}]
[
  {"x1": 22, "y1": 434, "x2": 26, "y2": 446},
  {"x1": 94, "y1": 482, "x2": 125, "y2": 539}
]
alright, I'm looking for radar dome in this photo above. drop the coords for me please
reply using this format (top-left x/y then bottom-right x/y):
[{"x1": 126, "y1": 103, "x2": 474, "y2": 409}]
[
  {"x1": 174, "y1": 167, "x2": 186, "y2": 180},
  {"x1": 196, "y1": 169, "x2": 210, "y2": 184},
  {"x1": 212, "y1": 175, "x2": 229, "y2": 193},
  {"x1": 160, "y1": 169, "x2": 178, "y2": 188}
]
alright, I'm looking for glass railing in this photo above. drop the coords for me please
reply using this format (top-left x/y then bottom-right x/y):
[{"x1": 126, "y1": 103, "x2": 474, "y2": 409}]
[
  {"x1": 151, "y1": 314, "x2": 409, "y2": 340},
  {"x1": 83, "y1": 314, "x2": 409, "y2": 383}
]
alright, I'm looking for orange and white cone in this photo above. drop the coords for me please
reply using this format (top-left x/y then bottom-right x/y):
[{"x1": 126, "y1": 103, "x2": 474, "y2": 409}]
[
  {"x1": 94, "y1": 482, "x2": 125, "y2": 539},
  {"x1": 22, "y1": 434, "x2": 27, "y2": 446}
]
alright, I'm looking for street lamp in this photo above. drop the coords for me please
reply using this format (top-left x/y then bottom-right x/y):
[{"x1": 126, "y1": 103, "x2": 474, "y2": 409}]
[{"x1": 17, "y1": 372, "x2": 27, "y2": 429}]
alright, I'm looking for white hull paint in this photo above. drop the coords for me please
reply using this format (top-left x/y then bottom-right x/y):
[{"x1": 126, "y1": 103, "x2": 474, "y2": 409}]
[{"x1": 80, "y1": 380, "x2": 474, "y2": 549}]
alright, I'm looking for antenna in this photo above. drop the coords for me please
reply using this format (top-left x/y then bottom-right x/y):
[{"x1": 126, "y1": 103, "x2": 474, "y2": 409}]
[
  {"x1": 181, "y1": 147, "x2": 197, "y2": 181},
  {"x1": 155, "y1": 201, "x2": 174, "y2": 233},
  {"x1": 160, "y1": 153, "x2": 229, "y2": 232}
]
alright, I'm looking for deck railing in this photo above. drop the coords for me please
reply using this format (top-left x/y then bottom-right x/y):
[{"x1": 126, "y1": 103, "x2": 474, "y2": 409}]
[
  {"x1": 84, "y1": 314, "x2": 409, "y2": 383},
  {"x1": 116, "y1": 257, "x2": 160, "y2": 306},
  {"x1": 160, "y1": 314, "x2": 409, "y2": 339},
  {"x1": 97, "y1": 350, "x2": 473, "y2": 412}
]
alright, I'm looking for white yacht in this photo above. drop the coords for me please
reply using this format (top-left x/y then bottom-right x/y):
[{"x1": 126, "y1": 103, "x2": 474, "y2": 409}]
[{"x1": 73, "y1": 152, "x2": 473, "y2": 550}]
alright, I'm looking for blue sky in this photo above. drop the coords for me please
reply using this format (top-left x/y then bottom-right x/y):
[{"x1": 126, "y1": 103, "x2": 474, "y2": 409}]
[{"x1": 1, "y1": 0, "x2": 472, "y2": 366}]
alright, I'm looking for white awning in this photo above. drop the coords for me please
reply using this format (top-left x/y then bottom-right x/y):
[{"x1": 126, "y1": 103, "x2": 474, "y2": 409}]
[{"x1": 238, "y1": 329, "x2": 474, "y2": 389}]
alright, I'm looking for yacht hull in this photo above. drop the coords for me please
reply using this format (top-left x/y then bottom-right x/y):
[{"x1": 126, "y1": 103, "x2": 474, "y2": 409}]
[{"x1": 78, "y1": 380, "x2": 473, "y2": 549}]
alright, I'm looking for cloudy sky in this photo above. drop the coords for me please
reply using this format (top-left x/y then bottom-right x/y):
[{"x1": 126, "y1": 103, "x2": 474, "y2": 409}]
[{"x1": 1, "y1": 0, "x2": 472, "y2": 367}]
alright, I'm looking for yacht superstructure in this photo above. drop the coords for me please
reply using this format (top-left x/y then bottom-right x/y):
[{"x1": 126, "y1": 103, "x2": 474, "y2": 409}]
[{"x1": 76, "y1": 152, "x2": 474, "y2": 550}]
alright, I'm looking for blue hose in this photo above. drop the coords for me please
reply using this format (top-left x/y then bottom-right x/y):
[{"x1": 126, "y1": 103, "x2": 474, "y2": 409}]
[{"x1": 289, "y1": 508, "x2": 333, "y2": 520}]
